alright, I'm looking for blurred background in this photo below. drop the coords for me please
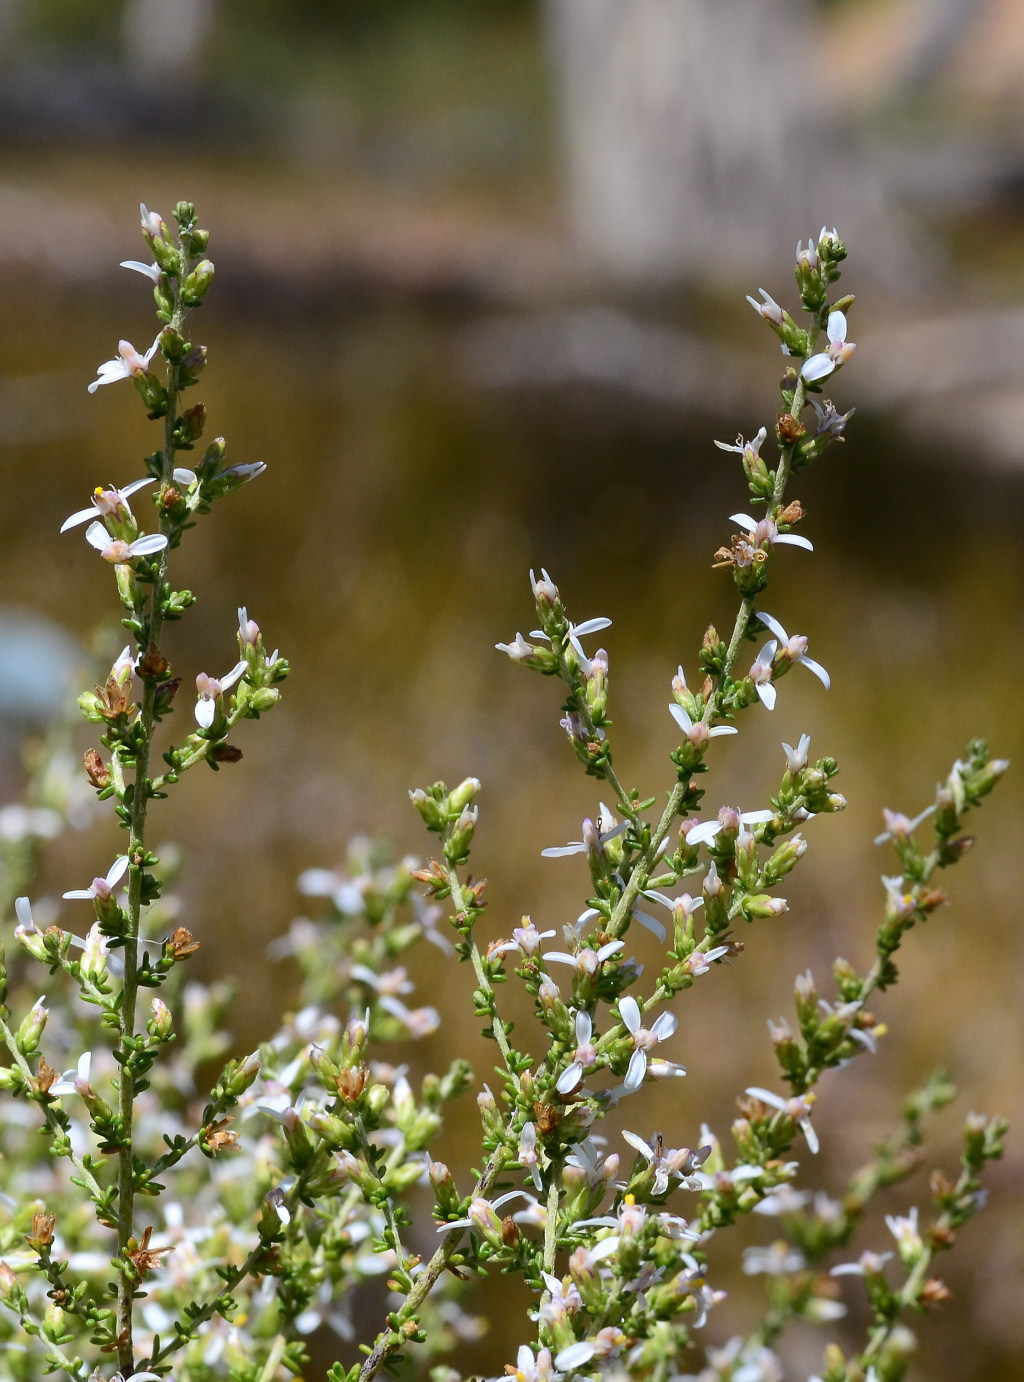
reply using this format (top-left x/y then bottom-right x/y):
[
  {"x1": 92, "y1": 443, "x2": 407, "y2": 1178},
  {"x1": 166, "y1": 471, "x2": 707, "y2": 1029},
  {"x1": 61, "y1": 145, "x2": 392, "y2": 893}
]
[{"x1": 0, "y1": 0, "x2": 1022, "y2": 1377}]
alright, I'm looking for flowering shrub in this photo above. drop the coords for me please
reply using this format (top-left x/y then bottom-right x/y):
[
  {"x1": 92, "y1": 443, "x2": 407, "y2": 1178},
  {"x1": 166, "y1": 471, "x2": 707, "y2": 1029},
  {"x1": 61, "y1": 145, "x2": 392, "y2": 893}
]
[{"x1": 0, "y1": 205, "x2": 1008, "y2": 1382}]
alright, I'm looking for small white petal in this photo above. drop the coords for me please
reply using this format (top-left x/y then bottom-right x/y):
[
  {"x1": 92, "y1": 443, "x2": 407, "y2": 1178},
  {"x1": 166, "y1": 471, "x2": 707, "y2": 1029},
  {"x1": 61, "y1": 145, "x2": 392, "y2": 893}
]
[
  {"x1": 729, "y1": 512, "x2": 759, "y2": 530},
  {"x1": 129, "y1": 533, "x2": 169, "y2": 557},
  {"x1": 541, "y1": 844, "x2": 587, "y2": 858},
  {"x1": 668, "y1": 703, "x2": 693, "y2": 734},
  {"x1": 596, "y1": 939, "x2": 625, "y2": 961},
  {"x1": 618, "y1": 996, "x2": 641, "y2": 1033},
  {"x1": 801, "y1": 353, "x2": 836, "y2": 381},
  {"x1": 756, "y1": 611, "x2": 788, "y2": 642},
  {"x1": 85, "y1": 521, "x2": 110, "y2": 551},
  {"x1": 575, "y1": 1010, "x2": 592, "y2": 1044},
  {"x1": 121, "y1": 259, "x2": 162, "y2": 283},
  {"x1": 572, "y1": 617, "x2": 612, "y2": 638},
  {"x1": 740, "y1": 809, "x2": 774, "y2": 825},
  {"x1": 14, "y1": 897, "x2": 33, "y2": 926},
  {"x1": 745, "y1": 1086, "x2": 786, "y2": 1111},
  {"x1": 195, "y1": 698, "x2": 216, "y2": 729},
  {"x1": 105, "y1": 855, "x2": 130, "y2": 888},
  {"x1": 774, "y1": 533, "x2": 813, "y2": 551},
  {"x1": 220, "y1": 660, "x2": 248, "y2": 691},
  {"x1": 708, "y1": 725, "x2": 738, "y2": 737},
  {"x1": 827, "y1": 310, "x2": 848, "y2": 346},
  {"x1": 557, "y1": 1063, "x2": 583, "y2": 1095},
  {"x1": 802, "y1": 1119, "x2": 820, "y2": 1154},
  {"x1": 633, "y1": 910, "x2": 666, "y2": 943},
  {"x1": 542, "y1": 951, "x2": 577, "y2": 967},
  {"x1": 556, "y1": 1342, "x2": 597, "y2": 1371},
  {"x1": 754, "y1": 639, "x2": 778, "y2": 669},
  {"x1": 624, "y1": 1049, "x2": 647, "y2": 1091},
  {"x1": 62, "y1": 889, "x2": 95, "y2": 900},
  {"x1": 589, "y1": 1236, "x2": 620, "y2": 1261},
  {"x1": 798, "y1": 654, "x2": 831, "y2": 690},
  {"x1": 60, "y1": 507, "x2": 99, "y2": 533},
  {"x1": 173, "y1": 467, "x2": 198, "y2": 486},
  {"x1": 121, "y1": 477, "x2": 156, "y2": 499},
  {"x1": 685, "y1": 821, "x2": 721, "y2": 846},
  {"x1": 756, "y1": 683, "x2": 777, "y2": 710},
  {"x1": 649, "y1": 1011, "x2": 678, "y2": 1041}
]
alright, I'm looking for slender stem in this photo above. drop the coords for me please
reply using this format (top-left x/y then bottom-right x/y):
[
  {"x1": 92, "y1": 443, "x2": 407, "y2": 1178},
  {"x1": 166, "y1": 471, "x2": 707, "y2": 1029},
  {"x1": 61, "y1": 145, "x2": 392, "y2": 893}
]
[
  {"x1": 115, "y1": 232, "x2": 192, "y2": 1379},
  {"x1": 445, "y1": 859, "x2": 520, "y2": 1089},
  {"x1": 257, "y1": 1333, "x2": 286, "y2": 1382},
  {"x1": 543, "y1": 1172, "x2": 560, "y2": 1275}
]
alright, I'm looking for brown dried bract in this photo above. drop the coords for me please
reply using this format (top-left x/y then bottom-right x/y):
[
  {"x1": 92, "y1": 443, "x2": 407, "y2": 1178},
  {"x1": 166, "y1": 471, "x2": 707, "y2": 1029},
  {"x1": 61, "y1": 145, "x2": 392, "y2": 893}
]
[
  {"x1": 335, "y1": 1066, "x2": 368, "y2": 1102},
  {"x1": 27, "y1": 1211, "x2": 56, "y2": 1249},
  {"x1": 921, "y1": 1277, "x2": 952, "y2": 1305},
  {"x1": 169, "y1": 927, "x2": 200, "y2": 960},
  {"x1": 736, "y1": 1093, "x2": 768, "y2": 1119},
  {"x1": 776, "y1": 500, "x2": 805, "y2": 527},
  {"x1": 36, "y1": 1058, "x2": 56, "y2": 1095},
  {"x1": 534, "y1": 1101, "x2": 561, "y2": 1135},
  {"x1": 128, "y1": 1225, "x2": 173, "y2": 1277},
  {"x1": 501, "y1": 1215, "x2": 520, "y2": 1247},
  {"x1": 84, "y1": 748, "x2": 111, "y2": 789},
  {"x1": 205, "y1": 1118, "x2": 240, "y2": 1153},
  {"x1": 210, "y1": 742, "x2": 243, "y2": 763},
  {"x1": 94, "y1": 675, "x2": 132, "y2": 719},
  {"x1": 776, "y1": 412, "x2": 806, "y2": 445},
  {"x1": 138, "y1": 642, "x2": 171, "y2": 680}
]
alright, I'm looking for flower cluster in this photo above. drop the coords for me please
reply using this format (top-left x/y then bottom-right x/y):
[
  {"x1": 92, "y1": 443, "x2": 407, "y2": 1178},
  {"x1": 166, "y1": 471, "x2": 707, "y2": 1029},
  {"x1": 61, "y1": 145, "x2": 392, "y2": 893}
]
[{"x1": 0, "y1": 209, "x2": 1008, "y2": 1382}]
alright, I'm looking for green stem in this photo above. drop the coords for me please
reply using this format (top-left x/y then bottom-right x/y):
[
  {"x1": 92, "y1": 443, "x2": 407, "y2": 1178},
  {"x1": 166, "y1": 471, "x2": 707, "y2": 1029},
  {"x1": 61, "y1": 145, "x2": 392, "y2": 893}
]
[
  {"x1": 543, "y1": 1171, "x2": 560, "y2": 1275},
  {"x1": 115, "y1": 232, "x2": 192, "y2": 1380}
]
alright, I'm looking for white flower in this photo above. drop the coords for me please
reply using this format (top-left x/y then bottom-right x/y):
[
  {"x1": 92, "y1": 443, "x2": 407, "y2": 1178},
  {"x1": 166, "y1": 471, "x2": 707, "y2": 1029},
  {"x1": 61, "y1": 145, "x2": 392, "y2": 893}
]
[
  {"x1": 753, "y1": 1185, "x2": 810, "y2": 1216},
  {"x1": 756, "y1": 611, "x2": 831, "y2": 691},
  {"x1": 685, "y1": 807, "x2": 773, "y2": 848},
  {"x1": 556, "y1": 1010, "x2": 598, "y2": 1094},
  {"x1": 831, "y1": 1249, "x2": 894, "y2": 1277},
  {"x1": 492, "y1": 922, "x2": 556, "y2": 957},
  {"x1": 173, "y1": 466, "x2": 198, "y2": 487},
  {"x1": 541, "y1": 812, "x2": 628, "y2": 859},
  {"x1": 746, "y1": 290, "x2": 784, "y2": 325},
  {"x1": 802, "y1": 310, "x2": 856, "y2": 381},
  {"x1": 555, "y1": 1328, "x2": 626, "y2": 1373},
  {"x1": 49, "y1": 1051, "x2": 92, "y2": 1098},
  {"x1": 85, "y1": 520, "x2": 168, "y2": 565},
  {"x1": 715, "y1": 426, "x2": 768, "y2": 460},
  {"x1": 618, "y1": 996, "x2": 678, "y2": 1090},
  {"x1": 874, "y1": 803, "x2": 935, "y2": 846},
  {"x1": 566, "y1": 616, "x2": 612, "y2": 668},
  {"x1": 543, "y1": 939, "x2": 624, "y2": 976},
  {"x1": 62, "y1": 855, "x2": 129, "y2": 902},
  {"x1": 782, "y1": 734, "x2": 811, "y2": 774},
  {"x1": 238, "y1": 606, "x2": 260, "y2": 647},
  {"x1": 746, "y1": 1086, "x2": 819, "y2": 1153},
  {"x1": 495, "y1": 632, "x2": 536, "y2": 661},
  {"x1": 564, "y1": 1138, "x2": 619, "y2": 1188},
  {"x1": 121, "y1": 259, "x2": 162, "y2": 284},
  {"x1": 681, "y1": 945, "x2": 730, "y2": 977},
  {"x1": 747, "y1": 639, "x2": 778, "y2": 708},
  {"x1": 60, "y1": 477, "x2": 155, "y2": 533},
  {"x1": 88, "y1": 334, "x2": 162, "y2": 393},
  {"x1": 885, "y1": 1206, "x2": 924, "y2": 1262},
  {"x1": 509, "y1": 1345, "x2": 560, "y2": 1382},
  {"x1": 742, "y1": 1240, "x2": 806, "y2": 1275},
  {"x1": 728, "y1": 512, "x2": 813, "y2": 554},
  {"x1": 349, "y1": 964, "x2": 414, "y2": 996},
  {"x1": 378, "y1": 996, "x2": 441, "y2": 1038},
  {"x1": 140, "y1": 202, "x2": 164, "y2": 238},
  {"x1": 796, "y1": 238, "x2": 819, "y2": 271},
  {"x1": 519, "y1": 1121, "x2": 542, "y2": 1190},
  {"x1": 195, "y1": 662, "x2": 247, "y2": 728},
  {"x1": 669, "y1": 702, "x2": 737, "y2": 744},
  {"x1": 621, "y1": 1130, "x2": 709, "y2": 1195}
]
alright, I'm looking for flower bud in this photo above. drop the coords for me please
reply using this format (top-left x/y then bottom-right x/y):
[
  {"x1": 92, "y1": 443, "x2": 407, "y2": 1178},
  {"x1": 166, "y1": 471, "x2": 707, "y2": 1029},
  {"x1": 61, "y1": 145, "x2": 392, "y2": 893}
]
[
  {"x1": 449, "y1": 777, "x2": 481, "y2": 813},
  {"x1": 148, "y1": 997, "x2": 174, "y2": 1042},
  {"x1": 409, "y1": 788, "x2": 447, "y2": 833},
  {"x1": 182, "y1": 258, "x2": 215, "y2": 303},
  {"x1": 364, "y1": 1083, "x2": 391, "y2": 1119},
  {"x1": 762, "y1": 833, "x2": 807, "y2": 886},
  {"x1": 741, "y1": 894, "x2": 788, "y2": 920},
  {"x1": 0, "y1": 1261, "x2": 16, "y2": 1298},
  {"x1": 17, "y1": 999, "x2": 48, "y2": 1055}
]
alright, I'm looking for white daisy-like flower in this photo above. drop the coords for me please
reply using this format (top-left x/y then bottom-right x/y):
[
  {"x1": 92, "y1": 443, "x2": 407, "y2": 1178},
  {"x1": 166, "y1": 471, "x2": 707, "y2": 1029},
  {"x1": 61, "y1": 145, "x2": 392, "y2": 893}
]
[
  {"x1": 49, "y1": 1051, "x2": 93, "y2": 1098},
  {"x1": 556, "y1": 1009, "x2": 598, "y2": 1094},
  {"x1": 885, "y1": 1206, "x2": 924, "y2": 1261},
  {"x1": 874, "y1": 804, "x2": 936, "y2": 846},
  {"x1": 518, "y1": 1121, "x2": 543, "y2": 1190},
  {"x1": 669, "y1": 702, "x2": 738, "y2": 745},
  {"x1": 140, "y1": 203, "x2": 164, "y2": 238},
  {"x1": 742, "y1": 1240, "x2": 806, "y2": 1276},
  {"x1": 830, "y1": 1249, "x2": 894, "y2": 1277},
  {"x1": 495, "y1": 632, "x2": 536, "y2": 662},
  {"x1": 194, "y1": 662, "x2": 247, "y2": 728},
  {"x1": 492, "y1": 922, "x2": 557, "y2": 957},
  {"x1": 748, "y1": 639, "x2": 779, "y2": 708},
  {"x1": 60, "y1": 477, "x2": 155, "y2": 533},
  {"x1": 746, "y1": 1086, "x2": 819, "y2": 1153},
  {"x1": 618, "y1": 996, "x2": 678, "y2": 1090},
  {"x1": 85, "y1": 520, "x2": 167, "y2": 565},
  {"x1": 755, "y1": 611, "x2": 831, "y2": 692},
  {"x1": 621, "y1": 1130, "x2": 709, "y2": 1196},
  {"x1": 685, "y1": 807, "x2": 774, "y2": 848},
  {"x1": 541, "y1": 811, "x2": 628, "y2": 859},
  {"x1": 802, "y1": 310, "x2": 856, "y2": 381},
  {"x1": 508, "y1": 1344, "x2": 561, "y2": 1382},
  {"x1": 782, "y1": 733, "x2": 811, "y2": 774},
  {"x1": 746, "y1": 290, "x2": 784, "y2": 325},
  {"x1": 728, "y1": 512, "x2": 813, "y2": 554},
  {"x1": 348, "y1": 964, "x2": 414, "y2": 996},
  {"x1": 88, "y1": 334, "x2": 162, "y2": 393},
  {"x1": 62, "y1": 855, "x2": 129, "y2": 902},
  {"x1": 543, "y1": 938, "x2": 624, "y2": 978}
]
